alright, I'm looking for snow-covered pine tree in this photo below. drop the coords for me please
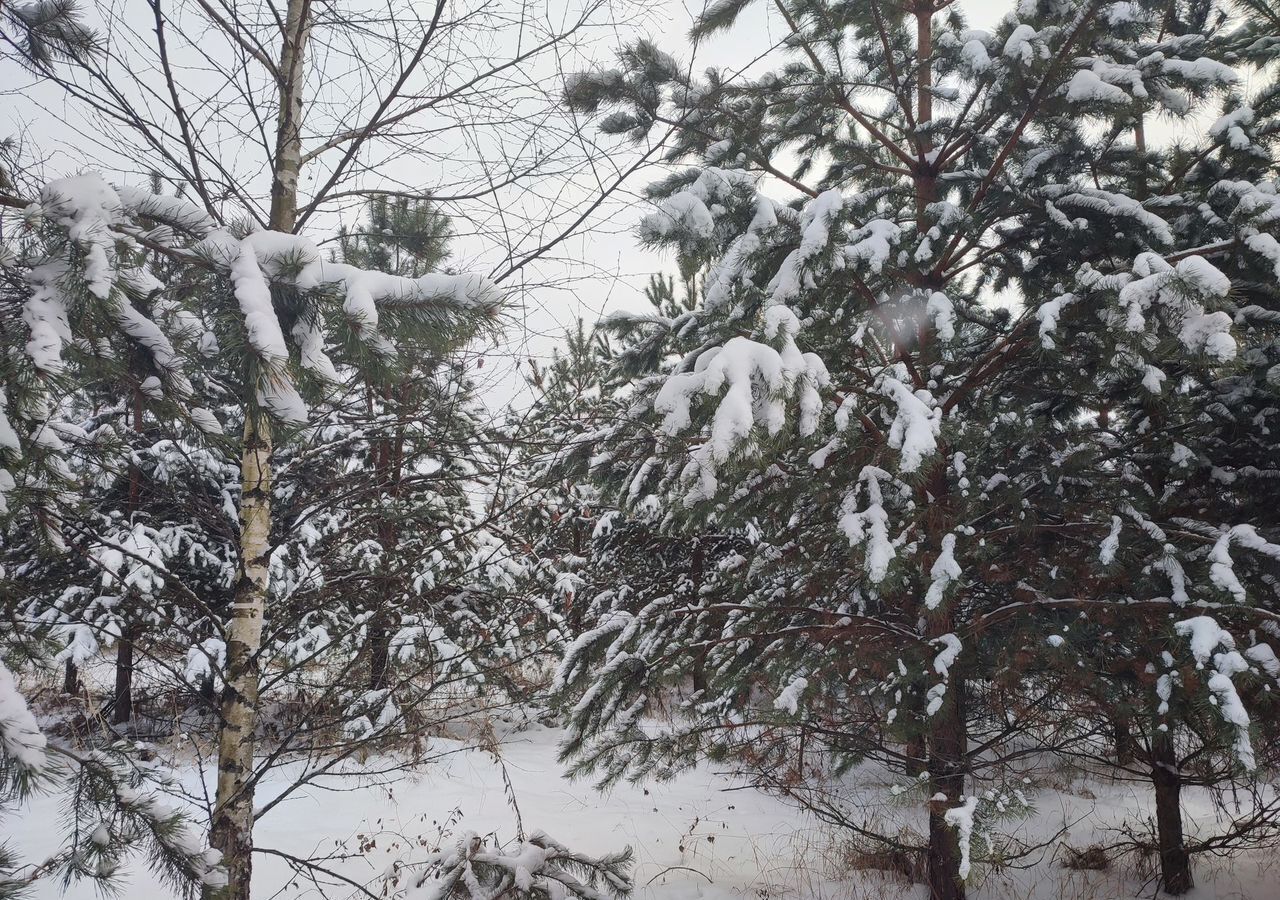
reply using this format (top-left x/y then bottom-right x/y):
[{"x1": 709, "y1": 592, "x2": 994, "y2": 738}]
[
  {"x1": 1, "y1": 654, "x2": 226, "y2": 899},
  {"x1": 213, "y1": 199, "x2": 540, "y2": 808},
  {"x1": 555, "y1": 2, "x2": 1280, "y2": 897},
  {"x1": 515, "y1": 270, "x2": 745, "y2": 657},
  {"x1": 329, "y1": 198, "x2": 522, "y2": 696},
  {"x1": 0, "y1": 131, "x2": 225, "y2": 900},
  {"x1": 1042, "y1": 3, "x2": 1280, "y2": 891},
  {"x1": 24, "y1": 173, "x2": 239, "y2": 729},
  {"x1": 0, "y1": 166, "x2": 501, "y2": 897},
  {"x1": 513, "y1": 318, "x2": 617, "y2": 636}
]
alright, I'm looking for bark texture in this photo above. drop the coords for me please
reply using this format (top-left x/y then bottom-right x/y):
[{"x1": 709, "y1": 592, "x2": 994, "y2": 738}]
[
  {"x1": 209, "y1": 416, "x2": 272, "y2": 900},
  {"x1": 208, "y1": 1, "x2": 311, "y2": 894},
  {"x1": 111, "y1": 628, "x2": 135, "y2": 725},
  {"x1": 1153, "y1": 731, "x2": 1194, "y2": 894},
  {"x1": 62, "y1": 658, "x2": 80, "y2": 696}
]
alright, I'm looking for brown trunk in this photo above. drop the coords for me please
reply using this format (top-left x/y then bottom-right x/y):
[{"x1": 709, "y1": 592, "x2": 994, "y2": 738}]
[
  {"x1": 691, "y1": 652, "x2": 708, "y2": 695},
  {"x1": 112, "y1": 626, "x2": 135, "y2": 724},
  {"x1": 367, "y1": 382, "x2": 399, "y2": 692},
  {"x1": 1153, "y1": 731, "x2": 1193, "y2": 894},
  {"x1": 368, "y1": 614, "x2": 391, "y2": 691},
  {"x1": 914, "y1": 6, "x2": 936, "y2": 229},
  {"x1": 199, "y1": 667, "x2": 217, "y2": 705},
  {"x1": 904, "y1": 688, "x2": 927, "y2": 777},
  {"x1": 63, "y1": 658, "x2": 80, "y2": 696},
  {"x1": 906, "y1": 734, "x2": 927, "y2": 778},
  {"x1": 926, "y1": 672, "x2": 967, "y2": 900},
  {"x1": 689, "y1": 538, "x2": 708, "y2": 694},
  {"x1": 1114, "y1": 720, "x2": 1135, "y2": 765},
  {"x1": 916, "y1": 9, "x2": 962, "y2": 895},
  {"x1": 113, "y1": 387, "x2": 145, "y2": 726}
]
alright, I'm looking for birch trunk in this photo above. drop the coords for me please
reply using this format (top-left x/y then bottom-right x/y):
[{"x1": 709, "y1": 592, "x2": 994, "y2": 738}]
[
  {"x1": 269, "y1": 0, "x2": 310, "y2": 232},
  {"x1": 209, "y1": 416, "x2": 272, "y2": 900},
  {"x1": 208, "y1": 0, "x2": 311, "y2": 894}
]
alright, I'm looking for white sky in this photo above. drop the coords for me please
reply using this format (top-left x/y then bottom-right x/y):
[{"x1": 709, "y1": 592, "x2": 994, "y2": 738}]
[
  {"x1": 482, "y1": 0, "x2": 1004, "y2": 407},
  {"x1": 1, "y1": 0, "x2": 1208, "y2": 410}
]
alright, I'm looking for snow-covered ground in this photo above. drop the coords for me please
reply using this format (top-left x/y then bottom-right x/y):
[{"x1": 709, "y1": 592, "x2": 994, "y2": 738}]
[{"x1": 11, "y1": 721, "x2": 1277, "y2": 899}]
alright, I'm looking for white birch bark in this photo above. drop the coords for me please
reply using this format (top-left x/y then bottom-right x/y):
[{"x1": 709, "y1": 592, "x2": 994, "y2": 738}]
[{"x1": 208, "y1": 0, "x2": 311, "y2": 895}]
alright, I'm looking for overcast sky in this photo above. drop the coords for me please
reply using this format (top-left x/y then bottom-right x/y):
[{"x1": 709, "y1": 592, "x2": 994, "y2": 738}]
[
  {"x1": 484, "y1": 0, "x2": 1007, "y2": 407},
  {"x1": 0, "y1": 0, "x2": 1203, "y2": 410}
]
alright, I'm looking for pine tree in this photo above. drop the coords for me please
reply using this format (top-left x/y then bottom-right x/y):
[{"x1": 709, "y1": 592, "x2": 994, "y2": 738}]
[
  {"x1": 514, "y1": 319, "x2": 616, "y2": 636},
  {"x1": 1053, "y1": 3, "x2": 1280, "y2": 889},
  {"x1": 1, "y1": 138, "x2": 225, "y2": 900},
  {"x1": 554, "y1": 2, "x2": 1280, "y2": 898},
  {"x1": 0, "y1": 656, "x2": 226, "y2": 899}
]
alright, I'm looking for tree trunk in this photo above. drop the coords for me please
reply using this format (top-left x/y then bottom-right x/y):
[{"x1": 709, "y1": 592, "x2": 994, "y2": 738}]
[
  {"x1": 112, "y1": 625, "x2": 135, "y2": 725},
  {"x1": 267, "y1": 0, "x2": 310, "y2": 232},
  {"x1": 209, "y1": 416, "x2": 272, "y2": 900},
  {"x1": 926, "y1": 673, "x2": 967, "y2": 900},
  {"x1": 368, "y1": 612, "x2": 391, "y2": 691},
  {"x1": 914, "y1": 10, "x2": 962, "y2": 896},
  {"x1": 63, "y1": 658, "x2": 80, "y2": 696},
  {"x1": 689, "y1": 538, "x2": 707, "y2": 694},
  {"x1": 113, "y1": 386, "x2": 145, "y2": 727},
  {"x1": 208, "y1": 0, "x2": 311, "y2": 894},
  {"x1": 914, "y1": 6, "x2": 936, "y2": 229},
  {"x1": 367, "y1": 382, "x2": 400, "y2": 692},
  {"x1": 1114, "y1": 720, "x2": 1135, "y2": 766},
  {"x1": 1152, "y1": 730, "x2": 1193, "y2": 895}
]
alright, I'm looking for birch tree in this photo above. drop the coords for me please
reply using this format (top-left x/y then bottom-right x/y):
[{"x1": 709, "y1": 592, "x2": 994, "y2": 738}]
[{"x1": 3, "y1": 0, "x2": 644, "y2": 895}]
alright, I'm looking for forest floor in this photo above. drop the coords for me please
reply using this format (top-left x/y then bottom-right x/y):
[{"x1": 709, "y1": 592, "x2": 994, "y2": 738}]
[{"x1": 11, "y1": 713, "x2": 1276, "y2": 900}]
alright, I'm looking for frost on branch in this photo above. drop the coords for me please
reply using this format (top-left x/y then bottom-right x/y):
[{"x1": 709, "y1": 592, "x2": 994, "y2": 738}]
[{"x1": 404, "y1": 830, "x2": 632, "y2": 900}]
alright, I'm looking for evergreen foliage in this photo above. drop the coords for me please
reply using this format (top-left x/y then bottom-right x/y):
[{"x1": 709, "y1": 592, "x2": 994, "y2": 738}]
[{"x1": 554, "y1": 1, "x2": 1280, "y2": 896}]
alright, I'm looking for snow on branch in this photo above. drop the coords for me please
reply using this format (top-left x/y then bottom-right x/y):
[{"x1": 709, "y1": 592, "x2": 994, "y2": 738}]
[
  {"x1": 404, "y1": 830, "x2": 632, "y2": 900},
  {"x1": 19, "y1": 173, "x2": 503, "y2": 429},
  {"x1": 1208, "y1": 524, "x2": 1280, "y2": 603},
  {"x1": 1, "y1": 660, "x2": 225, "y2": 893},
  {"x1": 0, "y1": 659, "x2": 48, "y2": 783},
  {"x1": 653, "y1": 306, "x2": 827, "y2": 504},
  {"x1": 1173, "y1": 616, "x2": 1257, "y2": 770}
]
